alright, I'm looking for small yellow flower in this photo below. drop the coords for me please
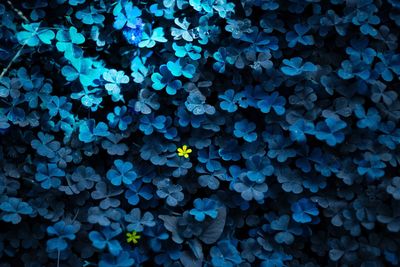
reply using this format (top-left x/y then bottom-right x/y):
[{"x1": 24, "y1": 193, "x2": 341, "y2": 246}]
[
  {"x1": 177, "y1": 145, "x2": 192, "y2": 158},
  {"x1": 126, "y1": 231, "x2": 141, "y2": 244}
]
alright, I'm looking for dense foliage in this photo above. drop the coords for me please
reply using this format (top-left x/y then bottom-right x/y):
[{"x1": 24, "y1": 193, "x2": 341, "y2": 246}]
[{"x1": 1, "y1": 0, "x2": 400, "y2": 266}]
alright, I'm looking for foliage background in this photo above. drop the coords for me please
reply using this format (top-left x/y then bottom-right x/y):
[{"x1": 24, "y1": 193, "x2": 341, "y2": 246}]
[{"x1": 1, "y1": 0, "x2": 400, "y2": 266}]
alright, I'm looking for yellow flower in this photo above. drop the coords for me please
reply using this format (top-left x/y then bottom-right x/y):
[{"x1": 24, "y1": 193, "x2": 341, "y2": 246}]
[
  {"x1": 126, "y1": 231, "x2": 141, "y2": 244},
  {"x1": 177, "y1": 145, "x2": 192, "y2": 158}
]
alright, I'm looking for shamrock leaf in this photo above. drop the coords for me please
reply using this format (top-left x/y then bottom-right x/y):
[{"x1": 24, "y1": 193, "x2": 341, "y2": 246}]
[
  {"x1": 139, "y1": 26, "x2": 167, "y2": 48},
  {"x1": 16, "y1": 23, "x2": 55, "y2": 46}
]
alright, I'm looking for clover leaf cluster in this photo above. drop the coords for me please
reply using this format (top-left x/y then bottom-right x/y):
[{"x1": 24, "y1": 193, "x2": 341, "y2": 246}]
[{"x1": 1, "y1": 0, "x2": 400, "y2": 266}]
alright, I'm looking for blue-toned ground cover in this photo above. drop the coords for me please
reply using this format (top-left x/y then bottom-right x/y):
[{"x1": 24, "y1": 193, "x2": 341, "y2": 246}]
[{"x1": 0, "y1": 0, "x2": 400, "y2": 266}]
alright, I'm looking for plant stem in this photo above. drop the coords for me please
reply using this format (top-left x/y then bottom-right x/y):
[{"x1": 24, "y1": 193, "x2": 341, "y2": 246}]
[
  {"x1": 6, "y1": 0, "x2": 29, "y2": 22},
  {"x1": 57, "y1": 249, "x2": 60, "y2": 267},
  {"x1": 0, "y1": 1, "x2": 32, "y2": 80}
]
